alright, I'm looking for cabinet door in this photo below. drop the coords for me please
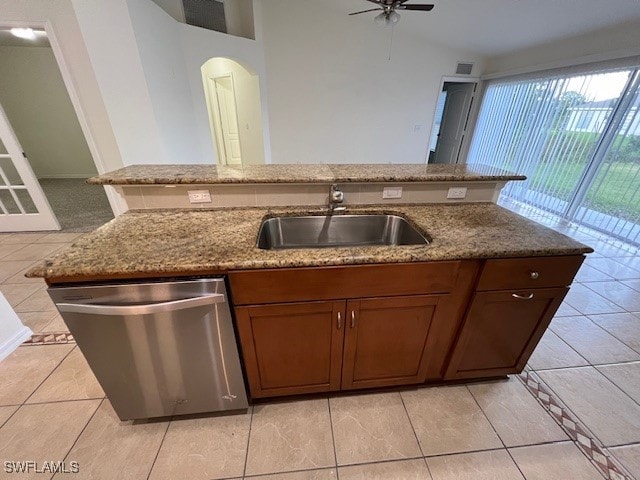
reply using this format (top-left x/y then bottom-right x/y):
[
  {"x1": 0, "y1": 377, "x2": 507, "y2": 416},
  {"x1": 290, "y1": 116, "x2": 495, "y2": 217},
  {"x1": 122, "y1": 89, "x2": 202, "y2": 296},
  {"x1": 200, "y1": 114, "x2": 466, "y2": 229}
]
[
  {"x1": 235, "y1": 301, "x2": 345, "y2": 398},
  {"x1": 445, "y1": 287, "x2": 568, "y2": 380},
  {"x1": 341, "y1": 295, "x2": 445, "y2": 390}
]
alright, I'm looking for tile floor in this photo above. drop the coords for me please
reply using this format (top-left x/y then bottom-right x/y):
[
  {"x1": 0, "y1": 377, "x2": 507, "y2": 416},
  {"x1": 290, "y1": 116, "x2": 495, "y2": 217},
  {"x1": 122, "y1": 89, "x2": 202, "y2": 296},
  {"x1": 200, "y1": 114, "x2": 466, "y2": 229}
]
[{"x1": 1, "y1": 213, "x2": 640, "y2": 480}]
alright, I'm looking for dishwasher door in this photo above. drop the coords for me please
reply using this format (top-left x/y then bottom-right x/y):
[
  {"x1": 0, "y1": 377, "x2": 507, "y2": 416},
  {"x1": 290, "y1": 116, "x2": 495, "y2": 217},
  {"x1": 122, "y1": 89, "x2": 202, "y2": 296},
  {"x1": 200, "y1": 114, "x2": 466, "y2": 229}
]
[{"x1": 48, "y1": 278, "x2": 248, "y2": 420}]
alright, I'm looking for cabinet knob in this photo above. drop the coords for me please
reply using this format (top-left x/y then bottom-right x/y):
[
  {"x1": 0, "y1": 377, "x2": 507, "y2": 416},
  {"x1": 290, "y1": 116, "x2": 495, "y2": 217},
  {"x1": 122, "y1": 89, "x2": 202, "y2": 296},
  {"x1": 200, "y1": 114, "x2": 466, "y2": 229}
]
[
  {"x1": 512, "y1": 293, "x2": 535, "y2": 300},
  {"x1": 350, "y1": 311, "x2": 356, "y2": 328},
  {"x1": 337, "y1": 311, "x2": 342, "y2": 330},
  {"x1": 530, "y1": 271, "x2": 539, "y2": 280}
]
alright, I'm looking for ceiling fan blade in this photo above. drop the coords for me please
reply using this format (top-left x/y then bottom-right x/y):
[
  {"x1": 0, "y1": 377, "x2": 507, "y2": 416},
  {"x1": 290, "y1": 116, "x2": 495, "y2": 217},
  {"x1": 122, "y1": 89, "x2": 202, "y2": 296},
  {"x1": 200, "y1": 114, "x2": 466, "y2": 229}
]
[
  {"x1": 398, "y1": 4, "x2": 434, "y2": 10},
  {"x1": 349, "y1": 7, "x2": 383, "y2": 15},
  {"x1": 365, "y1": 0, "x2": 384, "y2": 4}
]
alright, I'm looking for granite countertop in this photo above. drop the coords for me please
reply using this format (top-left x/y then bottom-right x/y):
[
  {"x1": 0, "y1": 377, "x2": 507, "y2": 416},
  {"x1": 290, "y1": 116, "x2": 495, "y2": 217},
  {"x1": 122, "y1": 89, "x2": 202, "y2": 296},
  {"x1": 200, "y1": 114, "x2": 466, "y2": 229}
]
[
  {"x1": 27, "y1": 203, "x2": 592, "y2": 282},
  {"x1": 87, "y1": 163, "x2": 526, "y2": 185}
]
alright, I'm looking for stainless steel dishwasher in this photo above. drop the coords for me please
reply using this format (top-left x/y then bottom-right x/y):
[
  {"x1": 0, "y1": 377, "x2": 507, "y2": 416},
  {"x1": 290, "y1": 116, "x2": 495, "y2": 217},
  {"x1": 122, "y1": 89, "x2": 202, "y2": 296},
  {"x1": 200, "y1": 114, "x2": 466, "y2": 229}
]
[{"x1": 48, "y1": 278, "x2": 248, "y2": 420}]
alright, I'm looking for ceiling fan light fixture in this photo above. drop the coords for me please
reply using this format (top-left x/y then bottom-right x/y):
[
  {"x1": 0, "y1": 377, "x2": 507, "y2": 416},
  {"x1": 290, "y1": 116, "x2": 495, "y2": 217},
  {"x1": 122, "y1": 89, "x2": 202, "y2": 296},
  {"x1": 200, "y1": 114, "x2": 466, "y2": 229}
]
[
  {"x1": 374, "y1": 12, "x2": 387, "y2": 26},
  {"x1": 388, "y1": 11, "x2": 401, "y2": 24}
]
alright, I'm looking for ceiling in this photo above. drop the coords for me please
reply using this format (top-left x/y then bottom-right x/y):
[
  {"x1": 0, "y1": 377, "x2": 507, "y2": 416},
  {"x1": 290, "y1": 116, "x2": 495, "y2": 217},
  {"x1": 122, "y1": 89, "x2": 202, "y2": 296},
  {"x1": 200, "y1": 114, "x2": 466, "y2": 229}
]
[
  {"x1": 0, "y1": 29, "x2": 50, "y2": 47},
  {"x1": 334, "y1": 0, "x2": 640, "y2": 57}
]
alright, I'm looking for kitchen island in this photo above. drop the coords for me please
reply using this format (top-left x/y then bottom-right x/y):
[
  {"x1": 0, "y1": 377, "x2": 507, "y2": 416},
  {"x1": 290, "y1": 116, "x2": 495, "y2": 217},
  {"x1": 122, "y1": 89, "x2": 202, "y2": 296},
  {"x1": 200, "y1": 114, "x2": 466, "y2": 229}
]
[{"x1": 27, "y1": 164, "x2": 592, "y2": 404}]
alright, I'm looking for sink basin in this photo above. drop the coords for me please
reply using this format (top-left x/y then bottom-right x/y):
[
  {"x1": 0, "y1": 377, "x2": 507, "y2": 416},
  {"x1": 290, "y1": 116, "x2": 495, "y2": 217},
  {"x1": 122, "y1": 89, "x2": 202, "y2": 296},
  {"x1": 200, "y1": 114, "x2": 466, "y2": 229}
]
[{"x1": 257, "y1": 214, "x2": 430, "y2": 250}]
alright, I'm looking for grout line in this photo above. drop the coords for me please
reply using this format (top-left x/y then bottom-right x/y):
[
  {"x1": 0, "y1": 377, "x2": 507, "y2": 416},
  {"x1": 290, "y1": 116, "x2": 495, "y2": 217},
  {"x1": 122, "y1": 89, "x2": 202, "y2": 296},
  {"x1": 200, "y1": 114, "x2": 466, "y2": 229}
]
[
  {"x1": 399, "y1": 391, "x2": 426, "y2": 458},
  {"x1": 580, "y1": 283, "x2": 640, "y2": 313},
  {"x1": 465, "y1": 385, "x2": 529, "y2": 480},
  {"x1": 241, "y1": 405, "x2": 255, "y2": 478},
  {"x1": 21, "y1": 344, "x2": 76, "y2": 405},
  {"x1": 0, "y1": 404, "x2": 20, "y2": 430},
  {"x1": 591, "y1": 366, "x2": 640, "y2": 412},
  {"x1": 146, "y1": 415, "x2": 172, "y2": 480},
  {"x1": 20, "y1": 396, "x2": 107, "y2": 407},
  {"x1": 326, "y1": 397, "x2": 340, "y2": 478},
  {"x1": 61, "y1": 398, "x2": 104, "y2": 466},
  {"x1": 544, "y1": 323, "x2": 592, "y2": 367},
  {"x1": 585, "y1": 315, "x2": 640, "y2": 358}
]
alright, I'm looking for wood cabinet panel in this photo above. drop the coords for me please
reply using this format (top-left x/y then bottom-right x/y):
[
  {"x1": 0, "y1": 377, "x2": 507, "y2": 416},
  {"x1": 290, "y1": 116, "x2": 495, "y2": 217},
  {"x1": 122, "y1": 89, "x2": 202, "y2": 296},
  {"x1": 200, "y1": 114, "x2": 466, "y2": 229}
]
[
  {"x1": 477, "y1": 256, "x2": 584, "y2": 291},
  {"x1": 445, "y1": 287, "x2": 568, "y2": 380},
  {"x1": 235, "y1": 301, "x2": 345, "y2": 398},
  {"x1": 229, "y1": 261, "x2": 461, "y2": 305},
  {"x1": 341, "y1": 295, "x2": 444, "y2": 390}
]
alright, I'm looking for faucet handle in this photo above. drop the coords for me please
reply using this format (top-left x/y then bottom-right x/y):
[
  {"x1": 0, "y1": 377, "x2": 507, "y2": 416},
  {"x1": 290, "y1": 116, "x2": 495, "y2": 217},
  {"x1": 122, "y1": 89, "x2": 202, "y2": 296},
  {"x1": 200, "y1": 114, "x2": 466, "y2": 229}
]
[{"x1": 330, "y1": 184, "x2": 344, "y2": 203}]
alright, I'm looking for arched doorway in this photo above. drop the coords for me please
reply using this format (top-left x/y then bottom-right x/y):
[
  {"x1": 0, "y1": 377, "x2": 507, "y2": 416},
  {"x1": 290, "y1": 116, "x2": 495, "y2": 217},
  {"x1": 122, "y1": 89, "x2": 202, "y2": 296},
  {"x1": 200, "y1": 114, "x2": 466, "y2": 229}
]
[{"x1": 201, "y1": 57, "x2": 265, "y2": 165}]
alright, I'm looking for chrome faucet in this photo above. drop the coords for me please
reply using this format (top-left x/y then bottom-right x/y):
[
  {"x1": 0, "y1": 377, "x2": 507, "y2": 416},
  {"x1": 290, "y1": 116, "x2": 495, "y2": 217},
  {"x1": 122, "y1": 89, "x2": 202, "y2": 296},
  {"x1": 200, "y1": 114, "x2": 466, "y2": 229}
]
[{"x1": 329, "y1": 184, "x2": 346, "y2": 213}]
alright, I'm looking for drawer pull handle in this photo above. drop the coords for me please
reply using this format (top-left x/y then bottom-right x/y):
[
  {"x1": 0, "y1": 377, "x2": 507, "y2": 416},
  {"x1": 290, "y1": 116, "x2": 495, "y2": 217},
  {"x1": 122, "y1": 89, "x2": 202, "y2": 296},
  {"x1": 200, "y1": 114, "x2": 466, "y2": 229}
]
[
  {"x1": 530, "y1": 271, "x2": 540, "y2": 279},
  {"x1": 350, "y1": 311, "x2": 356, "y2": 328},
  {"x1": 337, "y1": 311, "x2": 342, "y2": 330},
  {"x1": 512, "y1": 293, "x2": 534, "y2": 300}
]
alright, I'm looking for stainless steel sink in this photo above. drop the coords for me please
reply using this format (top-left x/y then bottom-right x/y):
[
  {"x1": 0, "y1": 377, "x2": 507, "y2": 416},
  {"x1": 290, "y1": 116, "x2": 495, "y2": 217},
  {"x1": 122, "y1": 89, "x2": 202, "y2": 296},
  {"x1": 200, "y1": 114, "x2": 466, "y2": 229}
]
[{"x1": 257, "y1": 214, "x2": 430, "y2": 249}]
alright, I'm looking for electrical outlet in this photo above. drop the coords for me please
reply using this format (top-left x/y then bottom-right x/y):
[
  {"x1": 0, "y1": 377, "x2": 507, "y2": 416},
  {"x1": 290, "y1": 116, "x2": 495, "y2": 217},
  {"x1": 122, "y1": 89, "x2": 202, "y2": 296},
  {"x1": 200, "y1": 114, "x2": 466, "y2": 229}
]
[
  {"x1": 447, "y1": 187, "x2": 468, "y2": 199},
  {"x1": 382, "y1": 187, "x2": 403, "y2": 199},
  {"x1": 188, "y1": 190, "x2": 212, "y2": 203}
]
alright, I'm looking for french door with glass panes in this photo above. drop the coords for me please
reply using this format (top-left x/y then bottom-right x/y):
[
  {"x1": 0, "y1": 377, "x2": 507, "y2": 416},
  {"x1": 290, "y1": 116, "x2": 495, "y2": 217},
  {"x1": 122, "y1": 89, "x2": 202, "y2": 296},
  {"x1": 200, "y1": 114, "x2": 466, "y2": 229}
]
[{"x1": 0, "y1": 102, "x2": 59, "y2": 231}]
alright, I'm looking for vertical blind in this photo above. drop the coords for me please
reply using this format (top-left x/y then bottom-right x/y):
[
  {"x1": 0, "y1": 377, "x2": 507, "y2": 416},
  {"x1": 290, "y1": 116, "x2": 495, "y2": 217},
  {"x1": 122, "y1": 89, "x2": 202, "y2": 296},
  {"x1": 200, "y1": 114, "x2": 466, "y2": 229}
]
[{"x1": 467, "y1": 65, "x2": 640, "y2": 245}]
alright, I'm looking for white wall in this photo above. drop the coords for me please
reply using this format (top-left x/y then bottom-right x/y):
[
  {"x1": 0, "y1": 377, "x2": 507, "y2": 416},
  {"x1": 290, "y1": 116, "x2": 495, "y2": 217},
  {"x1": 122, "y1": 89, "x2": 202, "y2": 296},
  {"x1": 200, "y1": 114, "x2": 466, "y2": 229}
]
[
  {"x1": 0, "y1": 0, "x2": 127, "y2": 213},
  {"x1": 179, "y1": 19, "x2": 271, "y2": 163},
  {"x1": 71, "y1": 0, "x2": 269, "y2": 166},
  {"x1": 126, "y1": 0, "x2": 203, "y2": 164},
  {"x1": 260, "y1": 0, "x2": 485, "y2": 164},
  {"x1": 225, "y1": 0, "x2": 255, "y2": 40},
  {"x1": 202, "y1": 57, "x2": 265, "y2": 164},
  {"x1": 71, "y1": 0, "x2": 170, "y2": 166},
  {"x1": 0, "y1": 46, "x2": 97, "y2": 178},
  {"x1": 484, "y1": 20, "x2": 640, "y2": 76},
  {"x1": 0, "y1": 294, "x2": 32, "y2": 362}
]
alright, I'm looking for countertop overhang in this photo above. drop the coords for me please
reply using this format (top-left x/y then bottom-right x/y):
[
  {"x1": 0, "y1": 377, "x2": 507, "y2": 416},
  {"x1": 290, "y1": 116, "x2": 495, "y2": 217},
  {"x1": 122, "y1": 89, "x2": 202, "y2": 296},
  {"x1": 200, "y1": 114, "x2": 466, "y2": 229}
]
[
  {"x1": 27, "y1": 203, "x2": 592, "y2": 283},
  {"x1": 87, "y1": 163, "x2": 527, "y2": 185}
]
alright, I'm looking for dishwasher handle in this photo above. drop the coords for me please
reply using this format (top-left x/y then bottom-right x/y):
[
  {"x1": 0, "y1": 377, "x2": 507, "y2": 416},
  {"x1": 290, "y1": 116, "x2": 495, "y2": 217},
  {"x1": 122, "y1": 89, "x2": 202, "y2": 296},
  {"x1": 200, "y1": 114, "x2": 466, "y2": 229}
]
[{"x1": 56, "y1": 293, "x2": 226, "y2": 316}]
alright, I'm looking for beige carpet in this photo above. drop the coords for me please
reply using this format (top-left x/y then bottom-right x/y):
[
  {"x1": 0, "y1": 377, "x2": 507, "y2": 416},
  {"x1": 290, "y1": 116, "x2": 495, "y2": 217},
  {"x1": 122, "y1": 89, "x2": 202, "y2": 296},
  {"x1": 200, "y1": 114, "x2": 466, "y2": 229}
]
[{"x1": 39, "y1": 178, "x2": 114, "y2": 232}]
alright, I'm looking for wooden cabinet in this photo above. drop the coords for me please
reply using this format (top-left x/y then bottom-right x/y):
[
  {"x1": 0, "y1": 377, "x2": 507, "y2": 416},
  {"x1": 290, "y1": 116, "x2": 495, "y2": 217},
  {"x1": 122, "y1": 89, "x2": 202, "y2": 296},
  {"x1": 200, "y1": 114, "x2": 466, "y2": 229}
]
[
  {"x1": 341, "y1": 295, "x2": 445, "y2": 390},
  {"x1": 231, "y1": 256, "x2": 584, "y2": 398},
  {"x1": 235, "y1": 301, "x2": 345, "y2": 398},
  {"x1": 445, "y1": 255, "x2": 584, "y2": 380},
  {"x1": 444, "y1": 288, "x2": 568, "y2": 379},
  {"x1": 231, "y1": 261, "x2": 479, "y2": 398}
]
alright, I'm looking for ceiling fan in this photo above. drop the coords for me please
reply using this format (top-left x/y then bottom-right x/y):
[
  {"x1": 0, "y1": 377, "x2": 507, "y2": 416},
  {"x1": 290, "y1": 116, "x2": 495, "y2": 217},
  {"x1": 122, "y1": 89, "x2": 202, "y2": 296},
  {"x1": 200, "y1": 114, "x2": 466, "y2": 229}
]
[{"x1": 349, "y1": 0, "x2": 434, "y2": 26}]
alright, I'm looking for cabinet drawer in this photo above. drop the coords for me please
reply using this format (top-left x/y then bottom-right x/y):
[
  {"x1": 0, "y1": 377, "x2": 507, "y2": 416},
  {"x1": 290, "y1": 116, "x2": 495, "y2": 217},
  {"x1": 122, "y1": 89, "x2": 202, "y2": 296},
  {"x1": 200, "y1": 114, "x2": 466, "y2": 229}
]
[
  {"x1": 477, "y1": 256, "x2": 584, "y2": 291},
  {"x1": 229, "y1": 261, "x2": 462, "y2": 305}
]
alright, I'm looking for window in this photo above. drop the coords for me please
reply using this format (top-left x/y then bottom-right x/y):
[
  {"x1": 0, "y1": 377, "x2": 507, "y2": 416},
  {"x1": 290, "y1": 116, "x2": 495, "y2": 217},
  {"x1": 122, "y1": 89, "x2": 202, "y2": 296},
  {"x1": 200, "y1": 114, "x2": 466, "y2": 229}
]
[{"x1": 467, "y1": 65, "x2": 640, "y2": 245}]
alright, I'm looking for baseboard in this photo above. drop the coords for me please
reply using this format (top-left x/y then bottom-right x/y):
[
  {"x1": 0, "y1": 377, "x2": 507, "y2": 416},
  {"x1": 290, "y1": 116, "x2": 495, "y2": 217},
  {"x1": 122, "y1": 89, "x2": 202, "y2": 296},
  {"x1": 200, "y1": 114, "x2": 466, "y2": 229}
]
[
  {"x1": 37, "y1": 174, "x2": 95, "y2": 179},
  {"x1": 0, "y1": 326, "x2": 33, "y2": 362}
]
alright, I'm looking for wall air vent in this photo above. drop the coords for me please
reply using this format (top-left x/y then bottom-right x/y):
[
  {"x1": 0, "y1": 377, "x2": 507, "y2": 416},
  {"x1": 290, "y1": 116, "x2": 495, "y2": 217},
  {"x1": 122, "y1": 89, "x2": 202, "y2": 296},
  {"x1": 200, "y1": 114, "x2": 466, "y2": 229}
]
[
  {"x1": 183, "y1": 0, "x2": 227, "y2": 33},
  {"x1": 455, "y1": 62, "x2": 474, "y2": 75}
]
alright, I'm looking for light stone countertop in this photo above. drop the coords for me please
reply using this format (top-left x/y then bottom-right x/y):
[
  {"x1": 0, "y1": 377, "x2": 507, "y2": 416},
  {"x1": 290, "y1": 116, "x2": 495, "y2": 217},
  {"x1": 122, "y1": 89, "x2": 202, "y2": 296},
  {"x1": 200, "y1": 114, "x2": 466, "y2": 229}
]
[
  {"x1": 27, "y1": 203, "x2": 592, "y2": 283},
  {"x1": 87, "y1": 163, "x2": 526, "y2": 185}
]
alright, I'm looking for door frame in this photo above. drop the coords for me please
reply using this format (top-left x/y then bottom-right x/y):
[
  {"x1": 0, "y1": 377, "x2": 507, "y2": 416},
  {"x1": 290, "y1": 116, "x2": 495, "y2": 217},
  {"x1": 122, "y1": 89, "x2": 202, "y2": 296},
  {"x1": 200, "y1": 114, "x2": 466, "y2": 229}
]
[
  {"x1": 0, "y1": 19, "x2": 120, "y2": 217},
  {"x1": 426, "y1": 76, "x2": 480, "y2": 164}
]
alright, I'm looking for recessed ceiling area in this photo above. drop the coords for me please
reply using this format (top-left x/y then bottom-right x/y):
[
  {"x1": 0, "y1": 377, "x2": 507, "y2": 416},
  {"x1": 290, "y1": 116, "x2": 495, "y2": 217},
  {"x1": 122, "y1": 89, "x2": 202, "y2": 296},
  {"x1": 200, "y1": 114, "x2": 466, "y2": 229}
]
[{"x1": 0, "y1": 29, "x2": 50, "y2": 47}]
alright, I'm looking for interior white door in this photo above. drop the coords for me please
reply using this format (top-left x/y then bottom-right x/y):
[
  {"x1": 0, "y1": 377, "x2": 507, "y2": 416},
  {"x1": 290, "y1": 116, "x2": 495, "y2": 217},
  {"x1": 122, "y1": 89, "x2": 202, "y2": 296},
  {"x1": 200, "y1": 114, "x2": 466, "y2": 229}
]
[
  {"x1": 214, "y1": 76, "x2": 242, "y2": 165},
  {"x1": 0, "y1": 103, "x2": 59, "y2": 232},
  {"x1": 433, "y1": 83, "x2": 475, "y2": 164}
]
